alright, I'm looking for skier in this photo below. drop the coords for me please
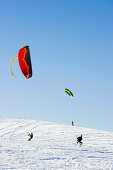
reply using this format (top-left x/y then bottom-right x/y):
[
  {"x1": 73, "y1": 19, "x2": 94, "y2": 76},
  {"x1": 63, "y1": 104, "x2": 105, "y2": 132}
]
[
  {"x1": 72, "y1": 121, "x2": 74, "y2": 126},
  {"x1": 76, "y1": 135, "x2": 83, "y2": 146},
  {"x1": 28, "y1": 133, "x2": 33, "y2": 141}
]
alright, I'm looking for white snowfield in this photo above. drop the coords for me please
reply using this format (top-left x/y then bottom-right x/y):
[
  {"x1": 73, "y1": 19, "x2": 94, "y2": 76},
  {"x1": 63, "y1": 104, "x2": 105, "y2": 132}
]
[{"x1": 0, "y1": 118, "x2": 113, "y2": 170}]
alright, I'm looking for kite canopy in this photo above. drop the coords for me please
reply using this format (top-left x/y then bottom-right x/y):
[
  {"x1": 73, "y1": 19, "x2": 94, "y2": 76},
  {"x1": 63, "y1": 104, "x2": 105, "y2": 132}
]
[
  {"x1": 10, "y1": 46, "x2": 32, "y2": 79},
  {"x1": 18, "y1": 46, "x2": 32, "y2": 79},
  {"x1": 64, "y1": 88, "x2": 74, "y2": 98}
]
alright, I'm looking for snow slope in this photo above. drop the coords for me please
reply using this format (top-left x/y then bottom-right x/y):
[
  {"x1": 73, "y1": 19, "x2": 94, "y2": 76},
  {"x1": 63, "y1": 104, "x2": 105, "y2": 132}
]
[{"x1": 0, "y1": 118, "x2": 113, "y2": 170}]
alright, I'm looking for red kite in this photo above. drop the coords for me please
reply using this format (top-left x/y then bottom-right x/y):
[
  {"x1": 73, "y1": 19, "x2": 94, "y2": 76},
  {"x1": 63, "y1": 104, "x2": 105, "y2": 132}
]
[{"x1": 10, "y1": 46, "x2": 32, "y2": 79}]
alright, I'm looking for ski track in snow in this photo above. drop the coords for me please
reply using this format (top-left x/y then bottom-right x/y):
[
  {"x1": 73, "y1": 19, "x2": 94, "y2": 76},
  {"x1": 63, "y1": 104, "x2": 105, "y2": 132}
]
[{"x1": 0, "y1": 118, "x2": 113, "y2": 170}]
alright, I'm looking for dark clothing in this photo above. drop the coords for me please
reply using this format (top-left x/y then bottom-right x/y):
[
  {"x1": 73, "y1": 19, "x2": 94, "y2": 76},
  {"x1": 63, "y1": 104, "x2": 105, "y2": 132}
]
[
  {"x1": 28, "y1": 133, "x2": 33, "y2": 141},
  {"x1": 77, "y1": 135, "x2": 83, "y2": 146},
  {"x1": 72, "y1": 121, "x2": 74, "y2": 126},
  {"x1": 77, "y1": 135, "x2": 82, "y2": 143}
]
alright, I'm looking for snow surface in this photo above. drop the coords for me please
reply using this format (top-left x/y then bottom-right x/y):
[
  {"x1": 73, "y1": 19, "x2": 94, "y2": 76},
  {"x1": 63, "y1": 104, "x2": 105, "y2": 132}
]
[{"x1": 0, "y1": 118, "x2": 113, "y2": 170}]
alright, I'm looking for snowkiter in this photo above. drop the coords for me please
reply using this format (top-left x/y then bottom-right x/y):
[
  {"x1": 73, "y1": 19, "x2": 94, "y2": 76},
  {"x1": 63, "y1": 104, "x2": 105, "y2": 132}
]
[
  {"x1": 28, "y1": 133, "x2": 33, "y2": 141},
  {"x1": 72, "y1": 121, "x2": 74, "y2": 126},
  {"x1": 76, "y1": 135, "x2": 83, "y2": 146}
]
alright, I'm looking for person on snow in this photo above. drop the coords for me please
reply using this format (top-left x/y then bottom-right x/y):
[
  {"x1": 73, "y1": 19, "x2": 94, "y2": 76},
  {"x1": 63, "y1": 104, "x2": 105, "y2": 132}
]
[
  {"x1": 28, "y1": 133, "x2": 33, "y2": 141},
  {"x1": 72, "y1": 121, "x2": 74, "y2": 126},
  {"x1": 76, "y1": 135, "x2": 83, "y2": 146}
]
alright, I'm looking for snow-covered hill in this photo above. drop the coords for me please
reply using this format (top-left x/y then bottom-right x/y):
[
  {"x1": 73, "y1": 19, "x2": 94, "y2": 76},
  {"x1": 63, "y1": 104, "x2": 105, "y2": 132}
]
[{"x1": 0, "y1": 118, "x2": 113, "y2": 170}]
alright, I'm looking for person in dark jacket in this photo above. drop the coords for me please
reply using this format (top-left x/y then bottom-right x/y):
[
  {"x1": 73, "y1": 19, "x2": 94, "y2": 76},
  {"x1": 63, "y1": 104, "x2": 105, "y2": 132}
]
[
  {"x1": 28, "y1": 133, "x2": 33, "y2": 141},
  {"x1": 76, "y1": 135, "x2": 83, "y2": 146},
  {"x1": 72, "y1": 121, "x2": 74, "y2": 126}
]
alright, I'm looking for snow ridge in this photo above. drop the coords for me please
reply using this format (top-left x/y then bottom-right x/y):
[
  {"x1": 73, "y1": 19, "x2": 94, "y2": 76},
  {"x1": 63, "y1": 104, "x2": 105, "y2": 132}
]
[{"x1": 0, "y1": 118, "x2": 113, "y2": 170}]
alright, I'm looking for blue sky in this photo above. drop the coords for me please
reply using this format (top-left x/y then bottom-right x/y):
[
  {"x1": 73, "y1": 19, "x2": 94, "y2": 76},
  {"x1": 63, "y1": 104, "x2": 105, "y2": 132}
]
[{"x1": 0, "y1": 0, "x2": 113, "y2": 132}]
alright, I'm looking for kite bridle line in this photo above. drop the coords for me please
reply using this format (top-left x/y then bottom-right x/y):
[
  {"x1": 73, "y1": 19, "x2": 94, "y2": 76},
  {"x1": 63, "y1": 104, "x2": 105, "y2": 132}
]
[{"x1": 10, "y1": 56, "x2": 18, "y2": 78}]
